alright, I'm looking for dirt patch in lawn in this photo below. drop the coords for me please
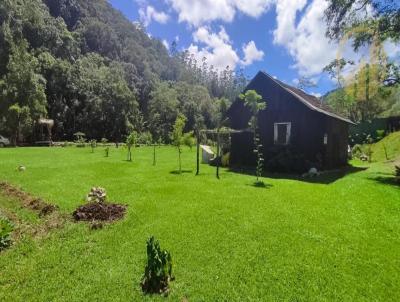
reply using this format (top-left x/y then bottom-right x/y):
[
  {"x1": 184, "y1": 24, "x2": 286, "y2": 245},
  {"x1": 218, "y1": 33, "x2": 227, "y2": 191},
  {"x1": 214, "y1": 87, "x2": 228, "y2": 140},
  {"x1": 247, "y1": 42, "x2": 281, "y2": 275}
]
[
  {"x1": 0, "y1": 182, "x2": 58, "y2": 217},
  {"x1": 0, "y1": 181, "x2": 66, "y2": 241},
  {"x1": 72, "y1": 202, "x2": 126, "y2": 222}
]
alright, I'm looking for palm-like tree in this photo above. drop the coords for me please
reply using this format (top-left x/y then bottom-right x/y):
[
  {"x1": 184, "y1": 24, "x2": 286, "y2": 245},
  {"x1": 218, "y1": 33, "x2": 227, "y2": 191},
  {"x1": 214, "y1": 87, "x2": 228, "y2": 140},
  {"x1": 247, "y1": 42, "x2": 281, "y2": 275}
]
[{"x1": 239, "y1": 90, "x2": 267, "y2": 182}]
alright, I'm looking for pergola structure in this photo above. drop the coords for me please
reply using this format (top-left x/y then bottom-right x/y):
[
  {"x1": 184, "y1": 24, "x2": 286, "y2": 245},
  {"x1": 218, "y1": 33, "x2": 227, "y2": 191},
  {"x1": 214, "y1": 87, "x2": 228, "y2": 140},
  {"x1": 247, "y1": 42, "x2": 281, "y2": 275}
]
[
  {"x1": 36, "y1": 118, "x2": 54, "y2": 146},
  {"x1": 195, "y1": 128, "x2": 249, "y2": 178}
]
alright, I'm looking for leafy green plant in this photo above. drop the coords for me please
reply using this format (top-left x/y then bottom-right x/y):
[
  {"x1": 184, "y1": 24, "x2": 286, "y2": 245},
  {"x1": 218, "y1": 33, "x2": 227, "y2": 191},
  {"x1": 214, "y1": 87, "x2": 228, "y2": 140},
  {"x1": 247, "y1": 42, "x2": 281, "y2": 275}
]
[
  {"x1": 141, "y1": 236, "x2": 173, "y2": 295},
  {"x1": 239, "y1": 90, "x2": 266, "y2": 183},
  {"x1": 170, "y1": 114, "x2": 187, "y2": 173},
  {"x1": 0, "y1": 217, "x2": 14, "y2": 251},
  {"x1": 126, "y1": 131, "x2": 138, "y2": 162}
]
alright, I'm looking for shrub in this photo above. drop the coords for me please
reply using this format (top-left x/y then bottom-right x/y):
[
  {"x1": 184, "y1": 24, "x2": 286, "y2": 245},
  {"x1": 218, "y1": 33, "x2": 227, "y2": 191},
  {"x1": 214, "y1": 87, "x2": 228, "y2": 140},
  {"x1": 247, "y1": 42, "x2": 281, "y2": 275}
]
[
  {"x1": 141, "y1": 236, "x2": 173, "y2": 295},
  {"x1": 376, "y1": 130, "x2": 385, "y2": 140},
  {"x1": 0, "y1": 217, "x2": 13, "y2": 251},
  {"x1": 137, "y1": 131, "x2": 153, "y2": 146}
]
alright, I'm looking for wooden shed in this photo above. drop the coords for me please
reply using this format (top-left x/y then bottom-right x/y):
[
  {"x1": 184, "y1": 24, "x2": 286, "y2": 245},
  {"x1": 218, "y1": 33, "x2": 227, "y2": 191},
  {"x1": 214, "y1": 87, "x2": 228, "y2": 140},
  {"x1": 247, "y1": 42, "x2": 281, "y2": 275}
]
[{"x1": 227, "y1": 71, "x2": 354, "y2": 172}]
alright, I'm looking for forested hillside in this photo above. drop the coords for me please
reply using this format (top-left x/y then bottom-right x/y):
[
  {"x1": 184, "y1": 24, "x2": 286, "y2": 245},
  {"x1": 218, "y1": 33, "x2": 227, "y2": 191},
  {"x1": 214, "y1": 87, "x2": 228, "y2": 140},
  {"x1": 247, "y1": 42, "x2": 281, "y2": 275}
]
[{"x1": 0, "y1": 0, "x2": 246, "y2": 144}]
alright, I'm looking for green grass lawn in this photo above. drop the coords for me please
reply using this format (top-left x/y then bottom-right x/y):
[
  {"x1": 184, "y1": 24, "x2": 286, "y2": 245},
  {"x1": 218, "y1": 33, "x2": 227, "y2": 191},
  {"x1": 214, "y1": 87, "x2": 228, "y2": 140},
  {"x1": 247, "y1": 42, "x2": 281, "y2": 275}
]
[{"x1": 0, "y1": 146, "x2": 399, "y2": 301}]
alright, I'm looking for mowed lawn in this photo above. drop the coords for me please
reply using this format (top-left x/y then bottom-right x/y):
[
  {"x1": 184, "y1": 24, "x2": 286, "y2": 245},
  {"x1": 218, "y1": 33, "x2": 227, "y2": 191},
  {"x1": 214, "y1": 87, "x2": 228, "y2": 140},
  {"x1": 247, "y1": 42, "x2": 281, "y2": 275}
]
[{"x1": 0, "y1": 146, "x2": 399, "y2": 301}]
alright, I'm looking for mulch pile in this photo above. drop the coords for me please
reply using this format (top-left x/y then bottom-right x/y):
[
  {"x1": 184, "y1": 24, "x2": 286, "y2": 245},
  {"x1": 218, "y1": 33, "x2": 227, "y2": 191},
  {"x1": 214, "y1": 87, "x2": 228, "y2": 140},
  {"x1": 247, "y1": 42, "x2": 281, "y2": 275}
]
[
  {"x1": 72, "y1": 202, "x2": 126, "y2": 222},
  {"x1": 0, "y1": 181, "x2": 58, "y2": 217}
]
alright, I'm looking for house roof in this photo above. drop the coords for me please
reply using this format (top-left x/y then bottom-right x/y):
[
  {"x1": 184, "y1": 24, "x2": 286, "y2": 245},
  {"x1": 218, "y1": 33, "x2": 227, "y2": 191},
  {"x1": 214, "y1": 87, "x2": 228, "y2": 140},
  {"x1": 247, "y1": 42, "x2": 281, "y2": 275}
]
[{"x1": 258, "y1": 71, "x2": 355, "y2": 124}]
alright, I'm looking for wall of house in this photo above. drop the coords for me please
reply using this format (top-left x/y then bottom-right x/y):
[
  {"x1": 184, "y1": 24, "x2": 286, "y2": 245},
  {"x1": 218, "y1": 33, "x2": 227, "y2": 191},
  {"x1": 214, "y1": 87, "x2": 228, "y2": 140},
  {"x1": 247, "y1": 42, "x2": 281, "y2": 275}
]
[{"x1": 228, "y1": 72, "x2": 349, "y2": 171}]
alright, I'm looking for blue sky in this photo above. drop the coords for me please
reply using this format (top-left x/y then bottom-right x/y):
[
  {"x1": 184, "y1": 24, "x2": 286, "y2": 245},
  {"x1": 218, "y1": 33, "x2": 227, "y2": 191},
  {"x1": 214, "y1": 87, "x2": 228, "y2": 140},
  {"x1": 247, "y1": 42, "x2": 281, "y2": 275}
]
[{"x1": 108, "y1": 0, "x2": 398, "y2": 96}]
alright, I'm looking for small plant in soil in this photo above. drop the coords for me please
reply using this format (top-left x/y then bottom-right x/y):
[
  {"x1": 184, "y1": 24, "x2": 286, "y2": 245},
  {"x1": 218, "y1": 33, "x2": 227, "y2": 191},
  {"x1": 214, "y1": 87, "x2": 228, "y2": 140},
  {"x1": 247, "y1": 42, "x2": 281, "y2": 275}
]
[
  {"x1": 87, "y1": 187, "x2": 107, "y2": 203},
  {"x1": 141, "y1": 236, "x2": 174, "y2": 295},
  {"x1": 73, "y1": 187, "x2": 126, "y2": 222},
  {"x1": 0, "y1": 216, "x2": 13, "y2": 251}
]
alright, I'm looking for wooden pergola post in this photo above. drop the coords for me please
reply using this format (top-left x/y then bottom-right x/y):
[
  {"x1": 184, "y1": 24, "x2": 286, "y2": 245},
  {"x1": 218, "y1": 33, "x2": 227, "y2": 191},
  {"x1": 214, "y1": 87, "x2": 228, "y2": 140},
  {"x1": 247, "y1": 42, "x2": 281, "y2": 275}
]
[{"x1": 196, "y1": 130, "x2": 200, "y2": 175}]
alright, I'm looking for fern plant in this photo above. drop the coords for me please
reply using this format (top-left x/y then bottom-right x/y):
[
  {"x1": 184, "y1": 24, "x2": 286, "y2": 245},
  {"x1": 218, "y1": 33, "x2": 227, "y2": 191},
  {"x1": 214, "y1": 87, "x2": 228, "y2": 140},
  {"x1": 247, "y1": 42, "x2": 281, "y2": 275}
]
[
  {"x1": 141, "y1": 236, "x2": 173, "y2": 294},
  {"x1": 0, "y1": 217, "x2": 13, "y2": 251}
]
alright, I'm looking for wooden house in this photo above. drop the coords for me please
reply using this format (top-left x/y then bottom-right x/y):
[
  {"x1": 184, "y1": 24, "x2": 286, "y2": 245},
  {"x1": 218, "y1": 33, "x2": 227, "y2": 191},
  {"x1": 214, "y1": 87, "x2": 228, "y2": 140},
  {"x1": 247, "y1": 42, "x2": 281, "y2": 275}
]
[{"x1": 227, "y1": 71, "x2": 354, "y2": 172}]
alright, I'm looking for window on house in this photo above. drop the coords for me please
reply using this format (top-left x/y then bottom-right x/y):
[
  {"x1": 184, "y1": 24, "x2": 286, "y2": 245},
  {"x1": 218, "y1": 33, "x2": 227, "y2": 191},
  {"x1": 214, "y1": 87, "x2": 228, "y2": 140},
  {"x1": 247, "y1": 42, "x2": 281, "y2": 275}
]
[
  {"x1": 323, "y1": 133, "x2": 328, "y2": 145},
  {"x1": 274, "y1": 122, "x2": 291, "y2": 145}
]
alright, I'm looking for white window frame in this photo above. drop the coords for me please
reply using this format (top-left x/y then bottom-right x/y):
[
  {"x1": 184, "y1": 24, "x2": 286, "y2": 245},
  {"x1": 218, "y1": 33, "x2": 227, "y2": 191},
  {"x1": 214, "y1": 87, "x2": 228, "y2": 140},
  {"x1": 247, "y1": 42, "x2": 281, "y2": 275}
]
[{"x1": 274, "y1": 122, "x2": 291, "y2": 145}]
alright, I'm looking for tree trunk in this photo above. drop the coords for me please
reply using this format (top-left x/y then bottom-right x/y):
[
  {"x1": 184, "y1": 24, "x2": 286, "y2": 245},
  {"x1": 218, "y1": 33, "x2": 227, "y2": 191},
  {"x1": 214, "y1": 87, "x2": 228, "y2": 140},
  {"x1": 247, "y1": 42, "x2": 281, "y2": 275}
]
[
  {"x1": 153, "y1": 144, "x2": 156, "y2": 166},
  {"x1": 178, "y1": 148, "x2": 181, "y2": 173},
  {"x1": 196, "y1": 131, "x2": 200, "y2": 175},
  {"x1": 216, "y1": 128, "x2": 220, "y2": 179}
]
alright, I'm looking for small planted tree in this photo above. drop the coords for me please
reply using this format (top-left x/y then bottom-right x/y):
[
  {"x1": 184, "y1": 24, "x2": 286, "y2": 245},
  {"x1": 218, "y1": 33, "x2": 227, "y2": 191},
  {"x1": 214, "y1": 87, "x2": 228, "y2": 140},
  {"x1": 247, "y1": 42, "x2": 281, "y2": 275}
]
[
  {"x1": 239, "y1": 90, "x2": 266, "y2": 183},
  {"x1": 89, "y1": 139, "x2": 97, "y2": 153},
  {"x1": 170, "y1": 114, "x2": 187, "y2": 173},
  {"x1": 141, "y1": 236, "x2": 173, "y2": 295},
  {"x1": 126, "y1": 131, "x2": 138, "y2": 162}
]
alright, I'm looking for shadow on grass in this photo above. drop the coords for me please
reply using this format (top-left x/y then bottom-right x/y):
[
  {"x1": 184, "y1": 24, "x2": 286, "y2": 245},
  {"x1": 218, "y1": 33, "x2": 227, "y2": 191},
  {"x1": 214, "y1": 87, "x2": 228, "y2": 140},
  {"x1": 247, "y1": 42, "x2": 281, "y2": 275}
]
[
  {"x1": 368, "y1": 175, "x2": 400, "y2": 187},
  {"x1": 229, "y1": 165, "x2": 368, "y2": 184},
  {"x1": 247, "y1": 181, "x2": 273, "y2": 189},
  {"x1": 169, "y1": 170, "x2": 193, "y2": 175}
]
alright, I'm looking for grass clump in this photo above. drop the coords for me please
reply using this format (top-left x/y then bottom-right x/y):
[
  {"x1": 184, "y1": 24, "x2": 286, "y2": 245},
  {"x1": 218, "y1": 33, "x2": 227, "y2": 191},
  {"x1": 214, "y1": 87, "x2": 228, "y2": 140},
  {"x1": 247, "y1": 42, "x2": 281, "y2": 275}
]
[
  {"x1": 0, "y1": 216, "x2": 13, "y2": 251},
  {"x1": 141, "y1": 236, "x2": 173, "y2": 295}
]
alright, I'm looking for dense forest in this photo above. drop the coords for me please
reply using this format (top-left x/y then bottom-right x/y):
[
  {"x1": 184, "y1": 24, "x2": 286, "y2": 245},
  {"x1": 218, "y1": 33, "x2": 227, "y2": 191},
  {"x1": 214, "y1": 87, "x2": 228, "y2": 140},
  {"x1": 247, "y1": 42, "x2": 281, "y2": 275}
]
[{"x1": 0, "y1": 0, "x2": 247, "y2": 144}]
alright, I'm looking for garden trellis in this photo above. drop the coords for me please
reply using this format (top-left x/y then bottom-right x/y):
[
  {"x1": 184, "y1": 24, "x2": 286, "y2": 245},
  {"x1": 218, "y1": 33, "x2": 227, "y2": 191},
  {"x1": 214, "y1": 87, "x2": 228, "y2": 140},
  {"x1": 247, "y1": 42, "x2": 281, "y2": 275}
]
[{"x1": 195, "y1": 128, "x2": 250, "y2": 178}]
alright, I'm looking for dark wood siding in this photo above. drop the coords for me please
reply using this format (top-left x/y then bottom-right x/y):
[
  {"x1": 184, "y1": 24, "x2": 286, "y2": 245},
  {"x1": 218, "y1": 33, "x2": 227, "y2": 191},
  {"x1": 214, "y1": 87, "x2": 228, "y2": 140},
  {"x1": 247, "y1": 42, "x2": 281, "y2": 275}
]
[{"x1": 228, "y1": 72, "x2": 349, "y2": 171}]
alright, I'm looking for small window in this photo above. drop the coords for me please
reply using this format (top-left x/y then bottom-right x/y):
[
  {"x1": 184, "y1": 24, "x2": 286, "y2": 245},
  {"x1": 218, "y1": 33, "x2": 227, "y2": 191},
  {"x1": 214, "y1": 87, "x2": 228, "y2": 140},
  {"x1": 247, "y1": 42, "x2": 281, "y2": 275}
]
[
  {"x1": 323, "y1": 133, "x2": 328, "y2": 145},
  {"x1": 274, "y1": 122, "x2": 291, "y2": 145}
]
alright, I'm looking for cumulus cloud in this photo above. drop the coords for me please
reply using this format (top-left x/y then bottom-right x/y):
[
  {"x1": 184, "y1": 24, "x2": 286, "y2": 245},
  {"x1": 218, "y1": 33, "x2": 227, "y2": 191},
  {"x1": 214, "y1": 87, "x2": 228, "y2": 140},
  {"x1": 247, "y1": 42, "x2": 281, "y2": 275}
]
[
  {"x1": 273, "y1": 0, "x2": 338, "y2": 77},
  {"x1": 166, "y1": 0, "x2": 274, "y2": 27},
  {"x1": 241, "y1": 41, "x2": 264, "y2": 66},
  {"x1": 187, "y1": 26, "x2": 240, "y2": 70},
  {"x1": 139, "y1": 5, "x2": 169, "y2": 26}
]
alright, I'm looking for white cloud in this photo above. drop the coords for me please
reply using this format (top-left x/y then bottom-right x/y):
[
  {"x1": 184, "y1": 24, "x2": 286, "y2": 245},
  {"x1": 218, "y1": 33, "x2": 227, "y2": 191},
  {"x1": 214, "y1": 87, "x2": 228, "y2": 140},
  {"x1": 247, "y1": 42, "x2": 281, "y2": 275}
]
[
  {"x1": 273, "y1": 0, "x2": 338, "y2": 77},
  {"x1": 241, "y1": 41, "x2": 264, "y2": 66},
  {"x1": 162, "y1": 39, "x2": 170, "y2": 50},
  {"x1": 139, "y1": 5, "x2": 169, "y2": 26},
  {"x1": 187, "y1": 26, "x2": 240, "y2": 70},
  {"x1": 384, "y1": 40, "x2": 400, "y2": 59},
  {"x1": 166, "y1": 0, "x2": 274, "y2": 27},
  {"x1": 273, "y1": 0, "x2": 307, "y2": 46}
]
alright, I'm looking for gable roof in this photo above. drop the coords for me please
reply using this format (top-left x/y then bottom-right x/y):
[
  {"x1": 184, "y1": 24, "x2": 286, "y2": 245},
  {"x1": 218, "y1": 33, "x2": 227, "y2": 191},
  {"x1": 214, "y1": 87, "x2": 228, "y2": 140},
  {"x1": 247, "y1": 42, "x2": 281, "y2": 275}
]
[{"x1": 255, "y1": 71, "x2": 355, "y2": 124}]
